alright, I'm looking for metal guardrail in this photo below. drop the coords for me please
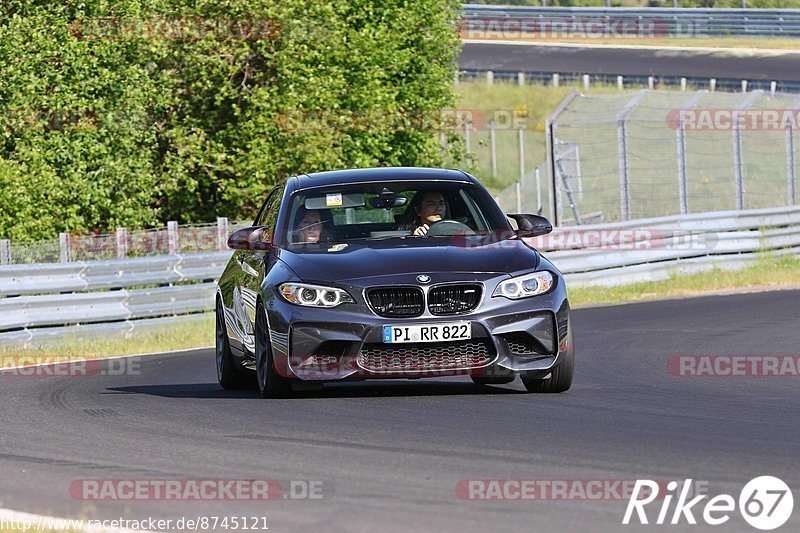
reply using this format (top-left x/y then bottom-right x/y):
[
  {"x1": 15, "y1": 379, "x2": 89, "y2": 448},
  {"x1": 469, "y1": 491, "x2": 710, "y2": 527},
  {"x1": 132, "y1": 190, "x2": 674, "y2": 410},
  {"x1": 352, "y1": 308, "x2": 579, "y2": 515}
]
[
  {"x1": 461, "y1": 5, "x2": 800, "y2": 38},
  {"x1": 534, "y1": 205, "x2": 800, "y2": 287},
  {"x1": 459, "y1": 69, "x2": 800, "y2": 95},
  {"x1": 0, "y1": 253, "x2": 228, "y2": 347},
  {"x1": 1, "y1": 206, "x2": 799, "y2": 347}
]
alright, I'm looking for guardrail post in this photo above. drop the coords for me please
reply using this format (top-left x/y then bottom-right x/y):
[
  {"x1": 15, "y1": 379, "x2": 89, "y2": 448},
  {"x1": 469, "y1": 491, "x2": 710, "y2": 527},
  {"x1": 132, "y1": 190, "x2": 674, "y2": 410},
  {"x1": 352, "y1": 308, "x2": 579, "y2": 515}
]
[
  {"x1": 490, "y1": 119, "x2": 497, "y2": 178},
  {"x1": 115, "y1": 227, "x2": 128, "y2": 260},
  {"x1": 167, "y1": 221, "x2": 179, "y2": 254},
  {"x1": 59, "y1": 233, "x2": 72, "y2": 263},
  {"x1": 0, "y1": 239, "x2": 10, "y2": 265},
  {"x1": 788, "y1": 125, "x2": 796, "y2": 206},
  {"x1": 217, "y1": 217, "x2": 229, "y2": 251}
]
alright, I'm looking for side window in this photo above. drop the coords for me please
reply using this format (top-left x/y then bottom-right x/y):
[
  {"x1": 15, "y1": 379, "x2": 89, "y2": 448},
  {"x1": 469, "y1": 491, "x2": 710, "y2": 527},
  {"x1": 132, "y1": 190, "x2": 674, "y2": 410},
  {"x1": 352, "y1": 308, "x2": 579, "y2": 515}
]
[{"x1": 255, "y1": 184, "x2": 284, "y2": 229}]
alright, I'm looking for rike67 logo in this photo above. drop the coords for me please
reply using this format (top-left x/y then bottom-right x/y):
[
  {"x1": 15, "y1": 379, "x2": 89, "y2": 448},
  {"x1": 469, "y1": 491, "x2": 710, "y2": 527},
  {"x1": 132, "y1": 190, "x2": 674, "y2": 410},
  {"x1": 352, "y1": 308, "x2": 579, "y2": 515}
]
[{"x1": 623, "y1": 477, "x2": 794, "y2": 530}]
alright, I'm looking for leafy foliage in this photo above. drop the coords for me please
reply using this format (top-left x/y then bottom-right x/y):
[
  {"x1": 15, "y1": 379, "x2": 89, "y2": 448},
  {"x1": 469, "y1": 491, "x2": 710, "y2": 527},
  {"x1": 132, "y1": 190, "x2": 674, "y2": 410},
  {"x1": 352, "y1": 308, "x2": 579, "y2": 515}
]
[{"x1": 0, "y1": 1, "x2": 461, "y2": 240}]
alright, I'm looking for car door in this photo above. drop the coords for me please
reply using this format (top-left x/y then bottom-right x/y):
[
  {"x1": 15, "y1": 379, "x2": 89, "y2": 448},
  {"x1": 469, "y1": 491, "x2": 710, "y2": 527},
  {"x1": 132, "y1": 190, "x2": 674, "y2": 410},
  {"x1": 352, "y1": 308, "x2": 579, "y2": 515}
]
[{"x1": 236, "y1": 184, "x2": 285, "y2": 355}]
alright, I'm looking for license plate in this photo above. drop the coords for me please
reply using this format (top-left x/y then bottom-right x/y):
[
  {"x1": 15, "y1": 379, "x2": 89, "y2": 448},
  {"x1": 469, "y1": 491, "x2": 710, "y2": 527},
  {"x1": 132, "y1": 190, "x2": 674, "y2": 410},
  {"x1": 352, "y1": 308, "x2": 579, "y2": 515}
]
[{"x1": 382, "y1": 322, "x2": 471, "y2": 343}]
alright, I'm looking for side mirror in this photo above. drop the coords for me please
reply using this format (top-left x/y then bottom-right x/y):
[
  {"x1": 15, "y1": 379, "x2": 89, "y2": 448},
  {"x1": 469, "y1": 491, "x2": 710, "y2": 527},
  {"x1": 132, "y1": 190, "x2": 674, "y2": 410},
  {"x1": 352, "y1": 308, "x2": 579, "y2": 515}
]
[
  {"x1": 507, "y1": 214, "x2": 553, "y2": 237},
  {"x1": 227, "y1": 226, "x2": 272, "y2": 251}
]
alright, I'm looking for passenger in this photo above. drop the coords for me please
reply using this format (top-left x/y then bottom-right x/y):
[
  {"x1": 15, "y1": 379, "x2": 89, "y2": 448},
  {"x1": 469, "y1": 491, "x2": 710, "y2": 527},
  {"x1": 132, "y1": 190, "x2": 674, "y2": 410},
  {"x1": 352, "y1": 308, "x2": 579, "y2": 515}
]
[
  {"x1": 398, "y1": 191, "x2": 446, "y2": 236},
  {"x1": 294, "y1": 207, "x2": 325, "y2": 243}
]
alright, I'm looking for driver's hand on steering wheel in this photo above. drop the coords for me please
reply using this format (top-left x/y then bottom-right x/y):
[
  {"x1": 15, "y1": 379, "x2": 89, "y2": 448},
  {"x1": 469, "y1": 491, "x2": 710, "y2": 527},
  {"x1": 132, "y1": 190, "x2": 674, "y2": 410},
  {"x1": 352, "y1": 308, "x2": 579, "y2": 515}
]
[{"x1": 413, "y1": 224, "x2": 430, "y2": 236}]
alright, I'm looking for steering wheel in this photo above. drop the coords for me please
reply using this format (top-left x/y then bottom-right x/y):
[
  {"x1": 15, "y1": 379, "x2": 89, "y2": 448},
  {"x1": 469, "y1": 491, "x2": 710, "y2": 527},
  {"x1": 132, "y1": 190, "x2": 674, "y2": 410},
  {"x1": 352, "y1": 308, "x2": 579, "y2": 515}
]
[{"x1": 424, "y1": 219, "x2": 475, "y2": 237}]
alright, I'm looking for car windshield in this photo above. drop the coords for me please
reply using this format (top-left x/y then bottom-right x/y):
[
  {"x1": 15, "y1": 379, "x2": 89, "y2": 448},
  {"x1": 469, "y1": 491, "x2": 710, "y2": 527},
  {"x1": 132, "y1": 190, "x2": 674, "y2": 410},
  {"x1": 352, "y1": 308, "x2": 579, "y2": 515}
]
[{"x1": 285, "y1": 182, "x2": 510, "y2": 246}]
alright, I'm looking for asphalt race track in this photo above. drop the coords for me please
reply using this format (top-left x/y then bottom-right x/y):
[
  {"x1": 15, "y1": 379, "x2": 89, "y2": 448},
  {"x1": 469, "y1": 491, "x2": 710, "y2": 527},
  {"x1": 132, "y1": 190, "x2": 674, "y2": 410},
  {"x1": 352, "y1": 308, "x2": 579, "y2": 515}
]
[
  {"x1": 459, "y1": 42, "x2": 800, "y2": 82},
  {"x1": 2, "y1": 290, "x2": 799, "y2": 532}
]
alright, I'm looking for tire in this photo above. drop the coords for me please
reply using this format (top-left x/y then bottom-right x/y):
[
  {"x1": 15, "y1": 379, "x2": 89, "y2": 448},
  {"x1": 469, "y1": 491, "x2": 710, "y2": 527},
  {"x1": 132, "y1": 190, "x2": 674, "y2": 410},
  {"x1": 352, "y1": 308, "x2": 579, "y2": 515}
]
[
  {"x1": 216, "y1": 302, "x2": 252, "y2": 390},
  {"x1": 255, "y1": 303, "x2": 292, "y2": 398},
  {"x1": 471, "y1": 376, "x2": 515, "y2": 385},
  {"x1": 521, "y1": 329, "x2": 574, "y2": 394}
]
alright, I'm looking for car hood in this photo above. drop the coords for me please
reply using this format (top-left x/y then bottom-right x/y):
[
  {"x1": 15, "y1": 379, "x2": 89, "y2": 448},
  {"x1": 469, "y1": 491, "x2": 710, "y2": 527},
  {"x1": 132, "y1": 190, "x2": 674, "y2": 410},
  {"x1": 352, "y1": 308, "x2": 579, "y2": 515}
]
[{"x1": 277, "y1": 238, "x2": 540, "y2": 283}]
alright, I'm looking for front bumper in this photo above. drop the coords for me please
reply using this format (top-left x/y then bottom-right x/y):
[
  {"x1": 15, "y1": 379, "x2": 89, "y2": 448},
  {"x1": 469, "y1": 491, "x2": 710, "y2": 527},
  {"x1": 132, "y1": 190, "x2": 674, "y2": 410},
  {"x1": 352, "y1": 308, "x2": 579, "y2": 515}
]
[{"x1": 265, "y1": 273, "x2": 572, "y2": 381}]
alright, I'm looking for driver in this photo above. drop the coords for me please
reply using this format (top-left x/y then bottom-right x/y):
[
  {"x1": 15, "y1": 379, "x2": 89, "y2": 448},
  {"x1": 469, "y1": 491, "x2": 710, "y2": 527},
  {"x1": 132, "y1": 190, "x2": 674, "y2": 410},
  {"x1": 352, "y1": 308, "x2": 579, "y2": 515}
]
[{"x1": 399, "y1": 191, "x2": 446, "y2": 236}]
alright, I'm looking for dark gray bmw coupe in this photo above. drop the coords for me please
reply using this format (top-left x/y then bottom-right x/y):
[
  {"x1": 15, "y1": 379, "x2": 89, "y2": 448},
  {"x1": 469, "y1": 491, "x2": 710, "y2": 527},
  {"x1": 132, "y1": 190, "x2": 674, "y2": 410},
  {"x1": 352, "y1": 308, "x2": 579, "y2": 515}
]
[{"x1": 216, "y1": 167, "x2": 573, "y2": 397}]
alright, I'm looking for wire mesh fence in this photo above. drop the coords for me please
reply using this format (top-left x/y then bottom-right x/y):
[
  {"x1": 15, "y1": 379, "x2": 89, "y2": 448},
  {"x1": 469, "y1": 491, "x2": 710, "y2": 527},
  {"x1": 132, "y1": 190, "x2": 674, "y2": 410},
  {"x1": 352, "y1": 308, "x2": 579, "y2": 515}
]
[
  {"x1": 1, "y1": 219, "x2": 250, "y2": 265},
  {"x1": 547, "y1": 89, "x2": 800, "y2": 225}
]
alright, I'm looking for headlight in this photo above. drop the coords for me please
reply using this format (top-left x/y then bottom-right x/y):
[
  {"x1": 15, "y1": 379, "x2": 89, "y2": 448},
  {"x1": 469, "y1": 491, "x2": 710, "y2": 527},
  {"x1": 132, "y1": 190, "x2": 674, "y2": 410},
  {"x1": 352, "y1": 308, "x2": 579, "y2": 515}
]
[
  {"x1": 278, "y1": 283, "x2": 354, "y2": 308},
  {"x1": 493, "y1": 271, "x2": 554, "y2": 299}
]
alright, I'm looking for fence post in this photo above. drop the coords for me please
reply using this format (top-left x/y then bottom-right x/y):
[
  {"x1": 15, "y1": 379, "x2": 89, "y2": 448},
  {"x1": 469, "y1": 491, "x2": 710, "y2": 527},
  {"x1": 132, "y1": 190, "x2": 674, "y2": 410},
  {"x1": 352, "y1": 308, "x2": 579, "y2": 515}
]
[
  {"x1": 167, "y1": 221, "x2": 179, "y2": 254},
  {"x1": 464, "y1": 120, "x2": 471, "y2": 155},
  {"x1": 217, "y1": 217, "x2": 229, "y2": 251},
  {"x1": 710, "y1": 78, "x2": 717, "y2": 92},
  {"x1": 677, "y1": 115, "x2": 689, "y2": 215},
  {"x1": 535, "y1": 167, "x2": 542, "y2": 214},
  {"x1": 677, "y1": 92, "x2": 705, "y2": 215},
  {"x1": 515, "y1": 181, "x2": 522, "y2": 214},
  {"x1": 681, "y1": 78, "x2": 687, "y2": 91},
  {"x1": 486, "y1": 71, "x2": 494, "y2": 85},
  {"x1": 59, "y1": 232, "x2": 72, "y2": 263},
  {"x1": 517, "y1": 72, "x2": 525, "y2": 86},
  {"x1": 615, "y1": 90, "x2": 648, "y2": 221},
  {"x1": 617, "y1": 119, "x2": 631, "y2": 221},
  {"x1": 648, "y1": 76, "x2": 654, "y2": 90},
  {"x1": 552, "y1": 73, "x2": 559, "y2": 87},
  {"x1": 115, "y1": 227, "x2": 128, "y2": 260},
  {"x1": 733, "y1": 91, "x2": 761, "y2": 210},
  {"x1": 490, "y1": 120, "x2": 497, "y2": 178},
  {"x1": 617, "y1": 76, "x2": 624, "y2": 91},
  {"x1": 0, "y1": 239, "x2": 10, "y2": 265},
  {"x1": 771, "y1": 81, "x2": 777, "y2": 96},
  {"x1": 788, "y1": 125, "x2": 796, "y2": 206},
  {"x1": 583, "y1": 74, "x2": 590, "y2": 91},
  {"x1": 518, "y1": 127, "x2": 525, "y2": 185}
]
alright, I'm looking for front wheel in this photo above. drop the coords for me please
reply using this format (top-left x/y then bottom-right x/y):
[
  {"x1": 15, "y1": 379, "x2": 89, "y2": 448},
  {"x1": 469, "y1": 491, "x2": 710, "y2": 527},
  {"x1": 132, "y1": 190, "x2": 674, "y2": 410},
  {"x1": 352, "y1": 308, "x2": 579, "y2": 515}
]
[
  {"x1": 520, "y1": 330, "x2": 574, "y2": 394},
  {"x1": 216, "y1": 303, "x2": 252, "y2": 390},
  {"x1": 255, "y1": 303, "x2": 292, "y2": 398}
]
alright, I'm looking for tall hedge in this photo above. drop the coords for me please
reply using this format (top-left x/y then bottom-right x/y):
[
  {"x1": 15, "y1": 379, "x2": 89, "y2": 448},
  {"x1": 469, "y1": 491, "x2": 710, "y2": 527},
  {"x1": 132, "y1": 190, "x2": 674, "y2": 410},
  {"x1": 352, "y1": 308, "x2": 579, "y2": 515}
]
[{"x1": 0, "y1": 1, "x2": 461, "y2": 240}]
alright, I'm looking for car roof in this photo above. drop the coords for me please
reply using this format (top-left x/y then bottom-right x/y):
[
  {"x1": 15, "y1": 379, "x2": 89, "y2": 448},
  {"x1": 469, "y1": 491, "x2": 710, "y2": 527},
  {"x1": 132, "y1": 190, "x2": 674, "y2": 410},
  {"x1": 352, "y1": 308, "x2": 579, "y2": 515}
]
[{"x1": 293, "y1": 167, "x2": 475, "y2": 190}]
